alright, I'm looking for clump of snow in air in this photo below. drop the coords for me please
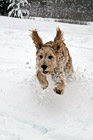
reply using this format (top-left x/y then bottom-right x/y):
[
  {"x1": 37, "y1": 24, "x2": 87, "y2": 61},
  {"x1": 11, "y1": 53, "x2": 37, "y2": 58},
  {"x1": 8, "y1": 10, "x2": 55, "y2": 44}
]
[{"x1": 0, "y1": 16, "x2": 93, "y2": 140}]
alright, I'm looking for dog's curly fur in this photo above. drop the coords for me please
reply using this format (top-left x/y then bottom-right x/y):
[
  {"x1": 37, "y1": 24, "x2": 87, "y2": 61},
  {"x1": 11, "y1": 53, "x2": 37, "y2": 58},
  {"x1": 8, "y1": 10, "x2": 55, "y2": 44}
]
[{"x1": 30, "y1": 28, "x2": 73, "y2": 95}]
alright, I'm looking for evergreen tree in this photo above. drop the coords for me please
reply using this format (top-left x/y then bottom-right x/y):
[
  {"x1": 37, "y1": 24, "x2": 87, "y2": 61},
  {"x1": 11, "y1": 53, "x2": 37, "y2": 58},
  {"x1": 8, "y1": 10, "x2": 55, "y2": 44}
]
[
  {"x1": 0, "y1": 0, "x2": 11, "y2": 15},
  {"x1": 8, "y1": 0, "x2": 30, "y2": 18}
]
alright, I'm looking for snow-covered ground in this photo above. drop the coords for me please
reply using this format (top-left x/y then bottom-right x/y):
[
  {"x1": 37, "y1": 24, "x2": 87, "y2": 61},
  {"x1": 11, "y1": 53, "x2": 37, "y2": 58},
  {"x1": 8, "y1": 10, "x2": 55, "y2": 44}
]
[{"x1": 0, "y1": 16, "x2": 93, "y2": 140}]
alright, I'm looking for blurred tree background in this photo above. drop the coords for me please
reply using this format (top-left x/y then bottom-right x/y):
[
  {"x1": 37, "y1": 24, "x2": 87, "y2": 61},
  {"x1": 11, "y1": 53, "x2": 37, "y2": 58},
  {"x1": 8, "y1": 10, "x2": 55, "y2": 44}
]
[
  {"x1": 0, "y1": 0, "x2": 93, "y2": 21},
  {"x1": 0, "y1": 0, "x2": 11, "y2": 15}
]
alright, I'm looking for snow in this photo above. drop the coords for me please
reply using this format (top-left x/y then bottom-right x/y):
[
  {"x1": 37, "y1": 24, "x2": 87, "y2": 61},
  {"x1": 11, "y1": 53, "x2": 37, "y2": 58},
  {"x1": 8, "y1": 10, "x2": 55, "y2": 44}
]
[{"x1": 0, "y1": 16, "x2": 93, "y2": 140}]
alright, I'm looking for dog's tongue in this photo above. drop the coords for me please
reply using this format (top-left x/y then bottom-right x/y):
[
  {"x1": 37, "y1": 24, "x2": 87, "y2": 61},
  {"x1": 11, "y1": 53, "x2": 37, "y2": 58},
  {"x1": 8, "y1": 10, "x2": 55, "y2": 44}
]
[{"x1": 43, "y1": 71, "x2": 49, "y2": 74}]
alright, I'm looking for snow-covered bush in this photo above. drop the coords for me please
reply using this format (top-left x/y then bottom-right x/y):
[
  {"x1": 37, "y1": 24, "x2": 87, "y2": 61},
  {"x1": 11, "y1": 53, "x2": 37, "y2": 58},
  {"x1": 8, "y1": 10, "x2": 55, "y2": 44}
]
[{"x1": 8, "y1": 0, "x2": 30, "y2": 18}]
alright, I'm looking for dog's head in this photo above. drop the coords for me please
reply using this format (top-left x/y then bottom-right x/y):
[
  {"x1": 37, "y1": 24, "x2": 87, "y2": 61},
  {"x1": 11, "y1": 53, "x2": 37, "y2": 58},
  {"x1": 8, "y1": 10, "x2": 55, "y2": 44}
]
[{"x1": 30, "y1": 28, "x2": 64, "y2": 75}]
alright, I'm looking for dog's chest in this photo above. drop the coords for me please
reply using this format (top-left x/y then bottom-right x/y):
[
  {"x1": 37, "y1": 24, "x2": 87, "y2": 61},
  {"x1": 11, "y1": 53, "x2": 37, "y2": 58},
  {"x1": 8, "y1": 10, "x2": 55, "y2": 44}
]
[{"x1": 46, "y1": 75, "x2": 55, "y2": 88}]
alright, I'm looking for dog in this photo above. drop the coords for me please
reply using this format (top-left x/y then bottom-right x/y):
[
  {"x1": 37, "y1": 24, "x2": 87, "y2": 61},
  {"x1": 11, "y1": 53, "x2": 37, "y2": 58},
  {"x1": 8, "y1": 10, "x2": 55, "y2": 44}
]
[{"x1": 30, "y1": 28, "x2": 73, "y2": 95}]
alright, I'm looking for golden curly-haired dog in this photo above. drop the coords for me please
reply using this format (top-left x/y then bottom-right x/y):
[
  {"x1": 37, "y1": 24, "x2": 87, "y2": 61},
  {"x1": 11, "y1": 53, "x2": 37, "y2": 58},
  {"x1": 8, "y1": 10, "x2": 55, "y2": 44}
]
[{"x1": 30, "y1": 28, "x2": 73, "y2": 95}]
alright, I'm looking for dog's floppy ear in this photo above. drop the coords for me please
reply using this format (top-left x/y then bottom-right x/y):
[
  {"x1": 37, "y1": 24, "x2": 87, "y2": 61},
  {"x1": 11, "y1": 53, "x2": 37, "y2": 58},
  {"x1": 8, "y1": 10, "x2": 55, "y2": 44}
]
[
  {"x1": 54, "y1": 27, "x2": 64, "y2": 42},
  {"x1": 53, "y1": 28, "x2": 64, "y2": 51},
  {"x1": 30, "y1": 30, "x2": 43, "y2": 50}
]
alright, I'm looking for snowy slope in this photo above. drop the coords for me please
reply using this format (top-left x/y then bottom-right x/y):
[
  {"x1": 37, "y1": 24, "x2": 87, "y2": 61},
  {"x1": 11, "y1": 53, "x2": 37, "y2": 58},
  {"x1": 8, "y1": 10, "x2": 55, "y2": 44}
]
[{"x1": 0, "y1": 16, "x2": 93, "y2": 140}]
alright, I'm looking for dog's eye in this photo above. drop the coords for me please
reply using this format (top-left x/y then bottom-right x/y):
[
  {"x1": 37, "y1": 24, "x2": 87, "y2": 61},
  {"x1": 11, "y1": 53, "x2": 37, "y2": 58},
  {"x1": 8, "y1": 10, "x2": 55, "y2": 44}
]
[
  {"x1": 48, "y1": 56, "x2": 53, "y2": 59},
  {"x1": 40, "y1": 55, "x2": 43, "y2": 59}
]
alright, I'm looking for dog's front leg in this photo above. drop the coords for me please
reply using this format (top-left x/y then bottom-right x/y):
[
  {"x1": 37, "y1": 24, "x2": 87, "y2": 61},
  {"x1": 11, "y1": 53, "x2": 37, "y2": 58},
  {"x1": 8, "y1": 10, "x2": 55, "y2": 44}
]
[
  {"x1": 36, "y1": 71, "x2": 48, "y2": 89},
  {"x1": 52, "y1": 72, "x2": 65, "y2": 95}
]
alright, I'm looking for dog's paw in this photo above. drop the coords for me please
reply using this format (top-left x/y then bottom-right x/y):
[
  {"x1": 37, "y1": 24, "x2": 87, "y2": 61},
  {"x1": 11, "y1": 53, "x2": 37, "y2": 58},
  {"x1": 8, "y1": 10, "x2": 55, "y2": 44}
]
[
  {"x1": 42, "y1": 85, "x2": 48, "y2": 90},
  {"x1": 54, "y1": 87, "x2": 64, "y2": 95},
  {"x1": 41, "y1": 82, "x2": 48, "y2": 90}
]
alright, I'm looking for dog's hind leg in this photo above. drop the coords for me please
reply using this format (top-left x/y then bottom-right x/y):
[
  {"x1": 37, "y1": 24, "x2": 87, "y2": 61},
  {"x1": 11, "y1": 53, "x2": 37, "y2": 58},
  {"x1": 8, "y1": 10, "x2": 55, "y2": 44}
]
[{"x1": 36, "y1": 71, "x2": 48, "y2": 89}]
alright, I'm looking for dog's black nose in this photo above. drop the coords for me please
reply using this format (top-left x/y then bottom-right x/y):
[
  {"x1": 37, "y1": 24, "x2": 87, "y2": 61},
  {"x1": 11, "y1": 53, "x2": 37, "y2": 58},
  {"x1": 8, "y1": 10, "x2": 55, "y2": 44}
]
[{"x1": 41, "y1": 64, "x2": 47, "y2": 70}]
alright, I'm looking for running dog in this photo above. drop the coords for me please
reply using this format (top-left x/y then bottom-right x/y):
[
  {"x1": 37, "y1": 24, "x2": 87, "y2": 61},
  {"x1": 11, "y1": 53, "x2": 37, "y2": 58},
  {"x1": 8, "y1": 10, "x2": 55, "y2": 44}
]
[{"x1": 30, "y1": 28, "x2": 73, "y2": 95}]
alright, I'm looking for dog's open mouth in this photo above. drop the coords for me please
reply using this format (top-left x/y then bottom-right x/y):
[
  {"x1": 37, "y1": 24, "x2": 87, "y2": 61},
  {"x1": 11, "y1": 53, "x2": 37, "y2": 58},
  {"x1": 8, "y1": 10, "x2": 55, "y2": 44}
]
[{"x1": 42, "y1": 71, "x2": 49, "y2": 74}]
